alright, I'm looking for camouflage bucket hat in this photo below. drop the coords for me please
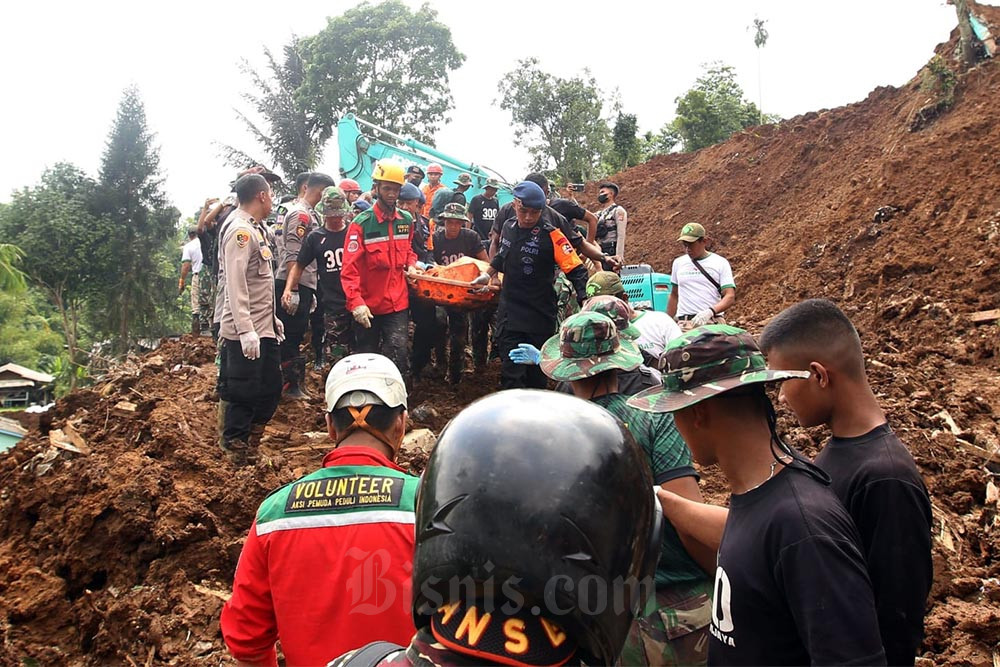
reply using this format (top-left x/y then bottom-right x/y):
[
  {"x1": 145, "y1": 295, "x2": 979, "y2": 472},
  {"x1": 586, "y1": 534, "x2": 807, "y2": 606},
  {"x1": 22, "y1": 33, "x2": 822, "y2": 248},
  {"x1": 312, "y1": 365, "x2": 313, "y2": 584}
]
[
  {"x1": 453, "y1": 173, "x2": 473, "y2": 186},
  {"x1": 440, "y1": 202, "x2": 468, "y2": 220},
  {"x1": 316, "y1": 186, "x2": 350, "y2": 216},
  {"x1": 484, "y1": 177, "x2": 501, "y2": 189},
  {"x1": 539, "y1": 312, "x2": 643, "y2": 382},
  {"x1": 627, "y1": 324, "x2": 810, "y2": 413},
  {"x1": 586, "y1": 271, "x2": 626, "y2": 299},
  {"x1": 581, "y1": 295, "x2": 640, "y2": 340}
]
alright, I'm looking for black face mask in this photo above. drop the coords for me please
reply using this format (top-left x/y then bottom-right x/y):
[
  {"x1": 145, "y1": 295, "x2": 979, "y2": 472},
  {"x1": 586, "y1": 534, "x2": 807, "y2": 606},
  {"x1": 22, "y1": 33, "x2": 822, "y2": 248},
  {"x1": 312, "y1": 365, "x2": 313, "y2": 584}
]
[{"x1": 597, "y1": 193, "x2": 609, "y2": 204}]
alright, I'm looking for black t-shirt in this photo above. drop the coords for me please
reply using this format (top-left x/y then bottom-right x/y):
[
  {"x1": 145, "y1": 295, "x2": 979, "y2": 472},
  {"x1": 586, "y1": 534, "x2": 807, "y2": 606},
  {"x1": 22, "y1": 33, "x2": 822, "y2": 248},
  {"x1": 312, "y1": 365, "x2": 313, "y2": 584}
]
[
  {"x1": 815, "y1": 424, "x2": 932, "y2": 666},
  {"x1": 468, "y1": 194, "x2": 499, "y2": 243},
  {"x1": 713, "y1": 465, "x2": 886, "y2": 666},
  {"x1": 432, "y1": 228, "x2": 482, "y2": 266},
  {"x1": 491, "y1": 202, "x2": 584, "y2": 249},
  {"x1": 549, "y1": 198, "x2": 587, "y2": 224},
  {"x1": 296, "y1": 226, "x2": 349, "y2": 311},
  {"x1": 451, "y1": 191, "x2": 467, "y2": 207}
]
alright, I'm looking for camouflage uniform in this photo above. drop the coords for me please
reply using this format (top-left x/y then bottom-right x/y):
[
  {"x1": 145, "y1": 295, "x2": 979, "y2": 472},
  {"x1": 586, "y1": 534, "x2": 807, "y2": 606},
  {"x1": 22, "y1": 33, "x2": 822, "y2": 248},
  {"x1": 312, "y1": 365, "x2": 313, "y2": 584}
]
[
  {"x1": 196, "y1": 270, "x2": 214, "y2": 333},
  {"x1": 539, "y1": 311, "x2": 644, "y2": 381},
  {"x1": 539, "y1": 312, "x2": 714, "y2": 666},
  {"x1": 554, "y1": 271, "x2": 581, "y2": 329},
  {"x1": 626, "y1": 324, "x2": 810, "y2": 413},
  {"x1": 581, "y1": 295, "x2": 641, "y2": 339}
]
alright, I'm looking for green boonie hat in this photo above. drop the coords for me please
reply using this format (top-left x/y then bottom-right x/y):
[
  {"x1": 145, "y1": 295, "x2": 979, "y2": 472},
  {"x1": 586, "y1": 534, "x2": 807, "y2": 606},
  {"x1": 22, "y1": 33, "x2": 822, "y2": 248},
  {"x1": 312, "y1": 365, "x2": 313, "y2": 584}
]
[
  {"x1": 453, "y1": 173, "x2": 473, "y2": 186},
  {"x1": 586, "y1": 271, "x2": 626, "y2": 299},
  {"x1": 581, "y1": 295, "x2": 640, "y2": 340},
  {"x1": 539, "y1": 312, "x2": 643, "y2": 382},
  {"x1": 316, "y1": 186, "x2": 350, "y2": 216},
  {"x1": 440, "y1": 202, "x2": 468, "y2": 220},
  {"x1": 677, "y1": 222, "x2": 706, "y2": 243},
  {"x1": 626, "y1": 324, "x2": 810, "y2": 413},
  {"x1": 485, "y1": 177, "x2": 501, "y2": 189}
]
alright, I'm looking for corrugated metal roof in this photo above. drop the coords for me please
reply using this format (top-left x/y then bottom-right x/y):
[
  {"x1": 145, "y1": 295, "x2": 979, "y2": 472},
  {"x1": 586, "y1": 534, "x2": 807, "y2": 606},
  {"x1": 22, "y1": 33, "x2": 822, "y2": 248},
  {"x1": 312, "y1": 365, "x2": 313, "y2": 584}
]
[
  {"x1": 0, "y1": 363, "x2": 55, "y2": 384},
  {"x1": 0, "y1": 379, "x2": 34, "y2": 389}
]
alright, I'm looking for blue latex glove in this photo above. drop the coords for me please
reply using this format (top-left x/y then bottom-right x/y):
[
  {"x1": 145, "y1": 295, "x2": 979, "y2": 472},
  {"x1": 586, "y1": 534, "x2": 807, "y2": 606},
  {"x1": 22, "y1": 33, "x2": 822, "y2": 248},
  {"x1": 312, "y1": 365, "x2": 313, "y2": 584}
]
[{"x1": 508, "y1": 343, "x2": 542, "y2": 365}]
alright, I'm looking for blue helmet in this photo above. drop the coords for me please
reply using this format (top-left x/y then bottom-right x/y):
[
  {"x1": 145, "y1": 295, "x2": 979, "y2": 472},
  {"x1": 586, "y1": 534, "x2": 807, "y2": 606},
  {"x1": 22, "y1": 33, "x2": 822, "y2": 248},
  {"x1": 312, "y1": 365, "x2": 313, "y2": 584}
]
[{"x1": 399, "y1": 182, "x2": 422, "y2": 202}]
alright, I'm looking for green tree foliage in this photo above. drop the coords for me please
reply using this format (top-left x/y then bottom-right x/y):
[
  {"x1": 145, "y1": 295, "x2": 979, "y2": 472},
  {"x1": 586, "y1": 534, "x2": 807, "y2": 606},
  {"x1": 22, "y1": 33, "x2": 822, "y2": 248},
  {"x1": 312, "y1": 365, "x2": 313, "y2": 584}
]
[
  {"x1": 298, "y1": 0, "x2": 465, "y2": 146},
  {"x1": 0, "y1": 163, "x2": 114, "y2": 389},
  {"x1": 750, "y1": 18, "x2": 769, "y2": 124},
  {"x1": 0, "y1": 243, "x2": 27, "y2": 292},
  {"x1": 222, "y1": 38, "x2": 323, "y2": 181},
  {"x1": 95, "y1": 86, "x2": 183, "y2": 350},
  {"x1": 672, "y1": 63, "x2": 765, "y2": 152},
  {"x1": 640, "y1": 125, "x2": 681, "y2": 162},
  {"x1": 0, "y1": 291, "x2": 63, "y2": 370},
  {"x1": 497, "y1": 58, "x2": 610, "y2": 182},
  {"x1": 609, "y1": 113, "x2": 642, "y2": 173}
]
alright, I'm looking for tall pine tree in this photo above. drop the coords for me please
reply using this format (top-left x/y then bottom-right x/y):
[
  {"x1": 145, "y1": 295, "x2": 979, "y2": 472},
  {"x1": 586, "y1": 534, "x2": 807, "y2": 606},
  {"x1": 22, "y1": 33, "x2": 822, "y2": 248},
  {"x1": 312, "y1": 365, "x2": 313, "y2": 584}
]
[{"x1": 97, "y1": 86, "x2": 181, "y2": 350}]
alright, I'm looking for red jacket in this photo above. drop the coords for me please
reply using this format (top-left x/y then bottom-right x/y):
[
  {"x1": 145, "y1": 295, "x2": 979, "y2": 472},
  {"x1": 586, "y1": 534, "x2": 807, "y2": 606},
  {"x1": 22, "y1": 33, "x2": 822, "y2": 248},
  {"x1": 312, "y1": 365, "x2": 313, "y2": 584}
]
[
  {"x1": 221, "y1": 446, "x2": 418, "y2": 667},
  {"x1": 340, "y1": 203, "x2": 417, "y2": 316}
]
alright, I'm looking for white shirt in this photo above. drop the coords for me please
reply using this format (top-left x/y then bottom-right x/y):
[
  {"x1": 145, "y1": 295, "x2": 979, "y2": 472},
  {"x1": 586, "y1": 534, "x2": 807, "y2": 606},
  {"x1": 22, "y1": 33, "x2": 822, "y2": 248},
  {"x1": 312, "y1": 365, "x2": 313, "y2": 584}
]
[
  {"x1": 632, "y1": 310, "x2": 683, "y2": 359},
  {"x1": 670, "y1": 252, "x2": 735, "y2": 317},
  {"x1": 181, "y1": 238, "x2": 203, "y2": 274}
]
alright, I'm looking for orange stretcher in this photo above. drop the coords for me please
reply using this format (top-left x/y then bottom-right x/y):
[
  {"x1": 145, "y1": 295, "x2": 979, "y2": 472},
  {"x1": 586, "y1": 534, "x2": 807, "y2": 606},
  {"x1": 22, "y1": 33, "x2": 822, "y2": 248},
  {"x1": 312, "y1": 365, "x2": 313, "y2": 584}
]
[{"x1": 408, "y1": 257, "x2": 501, "y2": 310}]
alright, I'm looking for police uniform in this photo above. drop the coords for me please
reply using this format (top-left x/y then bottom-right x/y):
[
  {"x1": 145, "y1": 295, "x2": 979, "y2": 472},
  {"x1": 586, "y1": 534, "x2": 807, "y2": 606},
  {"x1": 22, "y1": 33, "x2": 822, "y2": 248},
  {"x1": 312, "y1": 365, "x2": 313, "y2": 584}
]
[
  {"x1": 491, "y1": 210, "x2": 588, "y2": 389},
  {"x1": 274, "y1": 199, "x2": 320, "y2": 390},
  {"x1": 216, "y1": 209, "x2": 282, "y2": 460}
]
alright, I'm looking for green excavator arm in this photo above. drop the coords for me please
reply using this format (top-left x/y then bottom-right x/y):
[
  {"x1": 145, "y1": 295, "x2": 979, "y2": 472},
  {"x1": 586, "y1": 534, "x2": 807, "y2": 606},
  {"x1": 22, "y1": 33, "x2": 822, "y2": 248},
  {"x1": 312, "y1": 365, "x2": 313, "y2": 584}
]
[{"x1": 336, "y1": 113, "x2": 514, "y2": 206}]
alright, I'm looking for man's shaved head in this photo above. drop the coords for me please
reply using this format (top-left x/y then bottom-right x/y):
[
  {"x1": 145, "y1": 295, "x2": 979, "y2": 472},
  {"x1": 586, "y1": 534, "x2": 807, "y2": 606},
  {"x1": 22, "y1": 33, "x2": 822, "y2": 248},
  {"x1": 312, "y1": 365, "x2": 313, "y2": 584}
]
[{"x1": 759, "y1": 299, "x2": 866, "y2": 379}]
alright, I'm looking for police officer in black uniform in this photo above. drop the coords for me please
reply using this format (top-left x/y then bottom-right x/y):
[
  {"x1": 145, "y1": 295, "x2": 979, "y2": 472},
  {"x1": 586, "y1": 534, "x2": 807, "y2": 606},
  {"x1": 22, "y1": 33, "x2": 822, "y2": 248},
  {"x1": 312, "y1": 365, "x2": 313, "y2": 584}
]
[{"x1": 474, "y1": 181, "x2": 588, "y2": 390}]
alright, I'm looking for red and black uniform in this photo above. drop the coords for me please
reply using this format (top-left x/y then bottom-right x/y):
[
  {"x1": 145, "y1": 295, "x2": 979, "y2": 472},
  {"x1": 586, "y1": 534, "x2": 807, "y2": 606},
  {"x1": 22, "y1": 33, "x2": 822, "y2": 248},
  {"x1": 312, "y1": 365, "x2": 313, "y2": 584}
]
[
  {"x1": 341, "y1": 204, "x2": 417, "y2": 378},
  {"x1": 222, "y1": 446, "x2": 418, "y2": 667},
  {"x1": 491, "y1": 212, "x2": 588, "y2": 389}
]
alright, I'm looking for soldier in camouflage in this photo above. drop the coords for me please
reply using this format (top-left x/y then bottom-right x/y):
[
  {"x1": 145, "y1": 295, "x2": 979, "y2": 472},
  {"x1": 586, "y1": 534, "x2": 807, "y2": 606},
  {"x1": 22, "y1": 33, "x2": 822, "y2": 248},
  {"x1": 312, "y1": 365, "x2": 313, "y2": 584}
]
[{"x1": 539, "y1": 311, "x2": 715, "y2": 666}]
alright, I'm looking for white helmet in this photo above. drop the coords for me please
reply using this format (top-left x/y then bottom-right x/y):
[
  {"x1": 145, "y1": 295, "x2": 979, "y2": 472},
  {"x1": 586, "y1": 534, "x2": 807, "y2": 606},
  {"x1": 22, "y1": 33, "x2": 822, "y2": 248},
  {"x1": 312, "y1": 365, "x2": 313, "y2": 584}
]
[{"x1": 325, "y1": 353, "x2": 407, "y2": 413}]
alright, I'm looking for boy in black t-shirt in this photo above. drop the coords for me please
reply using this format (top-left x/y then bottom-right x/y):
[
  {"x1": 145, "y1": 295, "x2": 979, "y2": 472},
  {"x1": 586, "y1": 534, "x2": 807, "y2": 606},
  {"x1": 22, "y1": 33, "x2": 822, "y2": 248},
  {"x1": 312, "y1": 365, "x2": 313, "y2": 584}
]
[
  {"x1": 760, "y1": 299, "x2": 932, "y2": 666},
  {"x1": 432, "y1": 203, "x2": 489, "y2": 385},
  {"x1": 628, "y1": 325, "x2": 886, "y2": 666}
]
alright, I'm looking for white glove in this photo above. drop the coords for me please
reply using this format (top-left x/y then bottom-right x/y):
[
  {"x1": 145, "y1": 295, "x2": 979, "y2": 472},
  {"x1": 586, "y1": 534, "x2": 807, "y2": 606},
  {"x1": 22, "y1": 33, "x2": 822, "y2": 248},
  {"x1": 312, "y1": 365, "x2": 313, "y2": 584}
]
[
  {"x1": 352, "y1": 305, "x2": 373, "y2": 329},
  {"x1": 239, "y1": 331, "x2": 261, "y2": 360},
  {"x1": 281, "y1": 291, "x2": 299, "y2": 315},
  {"x1": 274, "y1": 318, "x2": 285, "y2": 344},
  {"x1": 691, "y1": 308, "x2": 716, "y2": 327}
]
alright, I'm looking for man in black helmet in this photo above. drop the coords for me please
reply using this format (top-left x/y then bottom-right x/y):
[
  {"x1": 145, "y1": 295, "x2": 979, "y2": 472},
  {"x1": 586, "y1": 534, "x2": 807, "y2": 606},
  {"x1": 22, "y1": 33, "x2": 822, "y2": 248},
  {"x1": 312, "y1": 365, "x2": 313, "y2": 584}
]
[{"x1": 329, "y1": 389, "x2": 662, "y2": 667}]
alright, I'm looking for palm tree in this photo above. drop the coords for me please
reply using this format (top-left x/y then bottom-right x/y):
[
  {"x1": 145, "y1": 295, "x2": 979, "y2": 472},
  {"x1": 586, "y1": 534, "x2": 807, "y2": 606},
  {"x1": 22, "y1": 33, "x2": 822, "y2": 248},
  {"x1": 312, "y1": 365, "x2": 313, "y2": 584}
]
[{"x1": 0, "y1": 243, "x2": 26, "y2": 292}]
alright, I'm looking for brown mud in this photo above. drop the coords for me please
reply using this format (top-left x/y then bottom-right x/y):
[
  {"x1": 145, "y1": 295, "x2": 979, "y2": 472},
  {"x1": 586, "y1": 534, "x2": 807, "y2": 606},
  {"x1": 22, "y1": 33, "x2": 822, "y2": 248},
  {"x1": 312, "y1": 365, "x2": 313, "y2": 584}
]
[{"x1": 3, "y1": 7, "x2": 1000, "y2": 665}]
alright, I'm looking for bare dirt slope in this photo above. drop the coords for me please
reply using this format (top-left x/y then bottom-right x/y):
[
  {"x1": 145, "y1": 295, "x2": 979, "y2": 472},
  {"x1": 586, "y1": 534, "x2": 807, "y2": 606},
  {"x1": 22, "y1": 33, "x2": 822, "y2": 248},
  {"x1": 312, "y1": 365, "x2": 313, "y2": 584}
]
[{"x1": 3, "y1": 8, "x2": 1000, "y2": 666}]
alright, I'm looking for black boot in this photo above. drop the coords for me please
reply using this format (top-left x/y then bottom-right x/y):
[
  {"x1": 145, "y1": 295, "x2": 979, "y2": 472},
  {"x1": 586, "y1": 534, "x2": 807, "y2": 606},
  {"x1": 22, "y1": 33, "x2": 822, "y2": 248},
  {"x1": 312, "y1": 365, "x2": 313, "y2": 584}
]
[
  {"x1": 283, "y1": 357, "x2": 311, "y2": 400},
  {"x1": 221, "y1": 438, "x2": 251, "y2": 467},
  {"x1": 191, "y1": 314, "x2": 200, "y2": 335}
]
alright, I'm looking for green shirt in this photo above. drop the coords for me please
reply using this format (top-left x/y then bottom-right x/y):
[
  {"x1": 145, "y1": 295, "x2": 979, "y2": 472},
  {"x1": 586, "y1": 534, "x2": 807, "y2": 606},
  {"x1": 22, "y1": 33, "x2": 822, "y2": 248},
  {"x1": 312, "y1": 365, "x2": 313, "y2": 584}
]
[{"x1": 593, "y1": 393, "x2": 708, "y2": 588}]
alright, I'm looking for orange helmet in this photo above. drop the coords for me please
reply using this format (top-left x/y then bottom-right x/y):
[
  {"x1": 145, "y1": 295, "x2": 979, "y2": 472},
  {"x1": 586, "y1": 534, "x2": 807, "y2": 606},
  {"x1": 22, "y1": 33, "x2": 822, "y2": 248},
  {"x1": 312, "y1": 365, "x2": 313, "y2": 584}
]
[
  {"x1": 338, "y1": 178, "x2": 361, "y2": 193},
  {"x1": 372, "y1": 160, "x2": 406, "y2": 186},
  {"x1": 426, "y1": 163, "x2": 444, "y2": 175}
]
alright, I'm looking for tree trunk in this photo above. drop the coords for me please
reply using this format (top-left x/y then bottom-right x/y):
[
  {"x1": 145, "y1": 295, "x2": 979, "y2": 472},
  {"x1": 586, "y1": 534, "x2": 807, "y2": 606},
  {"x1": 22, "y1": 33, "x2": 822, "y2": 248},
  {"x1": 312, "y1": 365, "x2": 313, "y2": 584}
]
[
  {"x1": 955, "y1": 0, "x2": 977, "y2": 68},
  {"x1": 52, "y1": 285, "x2": 79, "y2": 392}
]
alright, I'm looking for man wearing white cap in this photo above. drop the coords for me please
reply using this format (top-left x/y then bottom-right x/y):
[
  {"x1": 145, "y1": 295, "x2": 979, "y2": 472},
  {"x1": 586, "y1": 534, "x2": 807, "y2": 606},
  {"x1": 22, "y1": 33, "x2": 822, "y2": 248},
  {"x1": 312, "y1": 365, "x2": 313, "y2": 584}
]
[{"x1": 221, "y1": 353, "x2": 418, "y2": 667}]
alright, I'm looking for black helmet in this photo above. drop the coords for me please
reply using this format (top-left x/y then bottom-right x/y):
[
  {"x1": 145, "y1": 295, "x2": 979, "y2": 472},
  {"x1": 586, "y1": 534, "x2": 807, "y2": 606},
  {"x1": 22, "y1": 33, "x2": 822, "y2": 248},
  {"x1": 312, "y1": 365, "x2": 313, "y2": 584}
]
[{"x1": 412, "y1": 389, "x2": 661, "y2": 665}]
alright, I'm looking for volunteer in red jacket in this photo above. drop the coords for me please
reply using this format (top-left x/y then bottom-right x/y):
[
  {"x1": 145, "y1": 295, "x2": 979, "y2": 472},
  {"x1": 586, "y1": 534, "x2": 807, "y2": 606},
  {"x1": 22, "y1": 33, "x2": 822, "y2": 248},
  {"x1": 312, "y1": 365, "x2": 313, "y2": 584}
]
[
  {"x1": 221, "y1": 353, "x2": 418, "y2": 667},
  {"x1": 340, "y1": 160, "x2": 421, "y2": 383}
]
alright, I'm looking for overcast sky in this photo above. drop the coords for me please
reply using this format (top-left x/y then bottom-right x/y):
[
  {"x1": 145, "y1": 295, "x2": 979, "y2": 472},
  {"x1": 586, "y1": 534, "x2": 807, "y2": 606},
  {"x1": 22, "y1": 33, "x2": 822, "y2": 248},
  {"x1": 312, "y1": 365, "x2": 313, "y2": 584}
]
[{"x1": 1, "y1": 1, "x2": 980, "y2": 218}]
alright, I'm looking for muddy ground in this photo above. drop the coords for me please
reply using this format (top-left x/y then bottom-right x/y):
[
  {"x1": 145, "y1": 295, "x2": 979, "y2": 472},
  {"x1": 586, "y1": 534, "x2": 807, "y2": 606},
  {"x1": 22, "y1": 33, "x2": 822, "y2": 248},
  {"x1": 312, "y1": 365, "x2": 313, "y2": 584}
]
[{"x1": 3, "y1": 6, "x2": 1000, "y2": 666}]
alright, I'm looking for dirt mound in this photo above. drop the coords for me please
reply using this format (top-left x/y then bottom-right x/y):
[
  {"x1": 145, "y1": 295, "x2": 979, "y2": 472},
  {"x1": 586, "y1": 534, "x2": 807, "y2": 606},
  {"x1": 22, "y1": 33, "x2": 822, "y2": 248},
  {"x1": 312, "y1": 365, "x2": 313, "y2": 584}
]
[
  {"x1": 4, "y1": 10, "x2": 1000, "y2": 667},
  {"x1": 0, "y1": 337, "x2": 495, "y2": 666},
  {"x1": 580, "y1": 8, "x2": 1000, "y2": 665}
]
